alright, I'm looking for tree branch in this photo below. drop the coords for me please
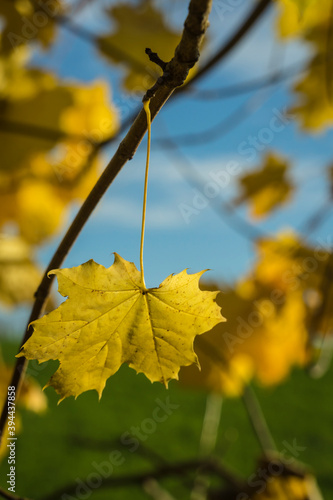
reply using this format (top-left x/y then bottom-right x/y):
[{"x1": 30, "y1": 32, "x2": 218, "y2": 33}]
[
  {"x1": 242, "y1": 385, "x2": 277, "y2": 457},
  {"x1": 176, "y1": 0, "x2": 273, "y2": 93},
  {"x1": 0, "y1": 0, "x2": 212, "y2": 445},
  {"x1": 42, "y1": 457, "x2": 244, "y2": 500}
]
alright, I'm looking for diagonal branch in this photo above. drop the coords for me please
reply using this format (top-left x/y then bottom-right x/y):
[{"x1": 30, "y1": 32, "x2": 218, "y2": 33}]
[{"x1": 0, "y1": 0, "x2": 213, "y2": 445}]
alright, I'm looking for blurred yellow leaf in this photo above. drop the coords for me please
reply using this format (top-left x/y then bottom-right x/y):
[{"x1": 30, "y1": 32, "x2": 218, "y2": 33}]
[
  {"x1": 276, "y1": 0, "x2": 328, "y2": 38},
  {"x1": 0, "y1": 235, "x2": 41, "y2": 305},
  {"x1": 235, "y1": 288, "x2": 308, "y2": 385},
  {"x1": 98, "y1": 0, "x2": 181, "y2": 91},
  {"x1": 180, "y1": 231, "x2": 324, "y2": 395},
  {"x1": 18, "y1": 254, "x2": 224, "y2": 400},
  {"x1": 254, "y1": 231, "x2": 333, "y2": 341},
  {"x1": 1, "y1": 65, "x2": 118, "y2": 172},
  {"x1": 275, "y1": 0, "x2": 333, "y2": 130},
  {"x1": 235, "y1": 152, "x2": 293, "y2": 218},
  {"x1": 0, "y1": 51, "x2": 119, "y2": 243},
  {"x1": 291, "y1": 24, "x2": 333, "y2": 131},
  {"x1": 253, "y1": 470, "x2": 322, "y2": 499},
  {"x1": 0, "y1": 0, "x2": 64, "y2": 53},
  {"x1": 180, "y1": 332, "x2": 253, "y2": 397},
  {"x1": 254, "y1": 231, "x2": 329, "y2": 293}
]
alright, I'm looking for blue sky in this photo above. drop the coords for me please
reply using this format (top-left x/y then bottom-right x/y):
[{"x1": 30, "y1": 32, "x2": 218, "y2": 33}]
[{"x1": 1, "y1": 0, "x2": 333, "y2": 333}]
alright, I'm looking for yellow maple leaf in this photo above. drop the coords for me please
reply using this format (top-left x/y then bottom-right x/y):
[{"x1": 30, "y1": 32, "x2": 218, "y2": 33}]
[
  {"x1": 97, "y1": 0, "x2": 181, "y2": 91},
  {"x1": 18, "y1": 253, "x2": 224, "y2": 400},
  {"x1": 235, "y1": 152, "x2": 293, "y2": 218},
  {"x1": 0, "y1": 179, "x2": 67, "y2": 244},
  {"x1": 0, "y1": 235, "x2": 41, "y2": 306}
]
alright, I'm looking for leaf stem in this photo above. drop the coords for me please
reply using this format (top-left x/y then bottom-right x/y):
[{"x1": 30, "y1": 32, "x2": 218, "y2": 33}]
[{"x1": 140, "y1": 100, "x2": 151, "y2": 290}]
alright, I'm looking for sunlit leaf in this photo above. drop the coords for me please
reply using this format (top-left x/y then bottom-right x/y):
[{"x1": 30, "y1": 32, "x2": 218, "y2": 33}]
[
  {"x1": 0, "y1": 235, "x2": 41, "y2": 306},
  {"x1": 18, "y1": 253, "x2": 225, "y2": 400},
  {"x1": 0, "y1": 54, "x2": 119, "y2": 243},
  {"x1": 235, "y1": 152, "x2": 293, "y2": 218}
]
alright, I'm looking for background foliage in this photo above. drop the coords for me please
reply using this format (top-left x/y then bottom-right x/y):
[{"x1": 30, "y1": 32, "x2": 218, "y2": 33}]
[{"x1": 0, "y1": 0, "x2": 332, "y2": 498}]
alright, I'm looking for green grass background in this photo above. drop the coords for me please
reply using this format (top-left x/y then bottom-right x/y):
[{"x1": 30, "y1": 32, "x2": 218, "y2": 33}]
[{"x1": 0, "y1": 338, "x2": 332, "y2": 499}]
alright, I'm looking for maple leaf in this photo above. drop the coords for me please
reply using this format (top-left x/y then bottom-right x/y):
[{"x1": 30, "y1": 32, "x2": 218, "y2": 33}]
[
  {"x1": 18, "y1": 254, "x2": 224, "y2": 400},
  {"x1": 97, "y1": 0, "x2": 181, "y2": 91},
  {"x1": 235, "y1": 152, "x2": 293, "y2": 218}
]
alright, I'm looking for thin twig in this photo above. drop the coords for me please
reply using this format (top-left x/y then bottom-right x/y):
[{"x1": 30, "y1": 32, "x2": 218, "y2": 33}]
[
  {"x1": 300, "y1": 199, "x2": 333, "y2": 234},
  {"x1": 242, "y1": 385, "x2": 277, "y2": 456},
  {"x1": 199, "y1": 394, "x2": 223, "y2": 457},
  {"x1": 42, "y1": 457, "x2": 244, "y2": 500},
  {"x1": 157, "y1": 129, "x2": 267, "y2": 243},
  {"x1": 191, "y1": 394, "x2": 223, "y2": 500},
  {"x1": 0, "y1": 0, "x2": 213, "y2": 445},
  {"x1": 188, "y1": 59, "x2": 307, "y2": 100},
  {"x1": 143, "y1": 479, "x2": 177, "y2": 500}
]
